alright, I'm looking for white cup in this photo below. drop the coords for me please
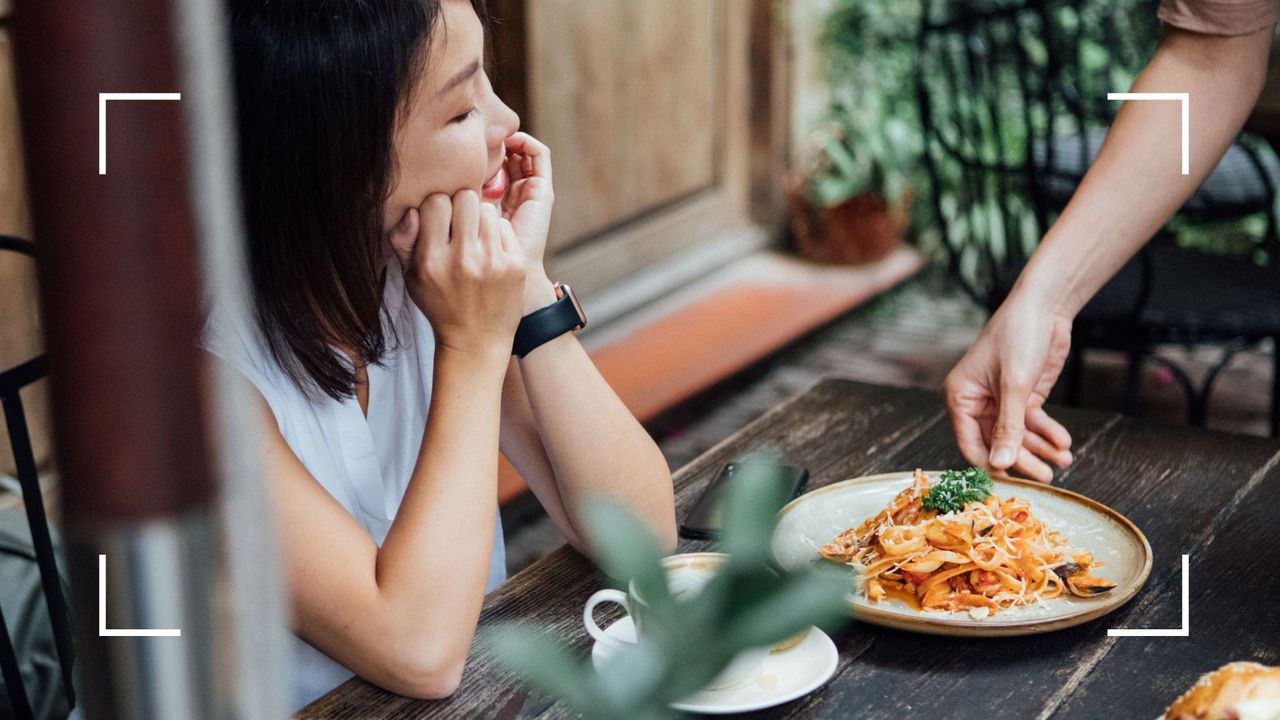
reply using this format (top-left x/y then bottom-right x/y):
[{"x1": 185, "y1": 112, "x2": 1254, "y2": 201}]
[{"x1": 583, "y1": 552, "x2": 769, "y2": 690}]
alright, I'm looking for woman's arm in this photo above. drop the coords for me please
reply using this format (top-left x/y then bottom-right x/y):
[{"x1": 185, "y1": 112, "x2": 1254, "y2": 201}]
[
  {"x1": 265, "y1": 191, "x2": 525, "y2": 699},
  {"x1": 495, "y1": 133, "x2": 676, "y2": 552},
  {"x1": 500, "y1": 329, "x2": 677, "y2": 554},
  {"x1": 260, "y1": 348, "x2": 506, "y2": 698},
  {"x1": 944, "y1": 24, "x2": 1274, "y2": 481}
]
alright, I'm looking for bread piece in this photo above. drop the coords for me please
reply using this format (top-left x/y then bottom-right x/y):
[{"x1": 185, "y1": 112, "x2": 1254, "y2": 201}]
[{"x1": 1165, "y1": 662, "x2": 1280, "y2": 720}]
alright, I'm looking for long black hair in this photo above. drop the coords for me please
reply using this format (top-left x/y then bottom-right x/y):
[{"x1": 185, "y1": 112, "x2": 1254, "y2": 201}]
[{"x1": 229, "y1": 0, "x2": 486, "y2": 400}]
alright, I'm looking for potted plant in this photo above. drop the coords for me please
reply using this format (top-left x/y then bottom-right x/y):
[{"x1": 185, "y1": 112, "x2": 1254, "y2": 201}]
[{"x1": 788, "y1": 0, "x2": 922, "y2": 266}]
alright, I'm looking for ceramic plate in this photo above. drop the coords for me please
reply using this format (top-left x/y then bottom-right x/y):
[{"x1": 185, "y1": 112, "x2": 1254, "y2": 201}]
[
  {"x1": 771, "y1": 471, "x2": 1152, "y2": 637},
  {"x1": 590, "y1": 618, "x2": 839, "y2": 714}
]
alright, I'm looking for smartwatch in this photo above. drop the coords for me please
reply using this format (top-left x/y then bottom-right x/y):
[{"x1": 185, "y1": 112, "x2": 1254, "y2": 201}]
[{"x1": 512, "y1": 283, "x2": 587, "y2": 358}]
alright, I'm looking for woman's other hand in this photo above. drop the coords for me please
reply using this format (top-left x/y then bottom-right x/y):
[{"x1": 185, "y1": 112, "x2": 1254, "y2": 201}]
[
  {"x1": 943, "y1": 292, "x2": 1075, "y2": 483},
  {"x1": 502, "y1": 132, "x2": 554, "y2": 265},
  {"x1": 391, "y1": 190, "x2": 526, "y2": 358},
  {"x1": 501, "y1": 132, "x2": 557, "y2": 313}
]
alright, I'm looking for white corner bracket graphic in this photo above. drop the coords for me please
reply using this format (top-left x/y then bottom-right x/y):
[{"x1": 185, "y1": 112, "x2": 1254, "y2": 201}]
[
  {"x1": 1107, "y1": 554, "x2": 1189, "y2": 637},
  {"x1": 1106, "y1": 92, "x2": 1189, "y2": 175},
  {"x1": 98, "y1": 92, "x2": 182, "y2": 175},
  {"x1": 98, "y1": 554, "x2": 182, "y2": 637}
]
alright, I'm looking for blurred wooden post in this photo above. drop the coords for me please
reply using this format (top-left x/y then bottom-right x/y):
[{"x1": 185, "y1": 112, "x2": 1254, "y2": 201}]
[{"x1": 11, "y1": 0, "x2": 223, "y2": 717}]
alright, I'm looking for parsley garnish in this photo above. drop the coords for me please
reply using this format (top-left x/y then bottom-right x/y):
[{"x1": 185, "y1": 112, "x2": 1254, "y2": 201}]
[{"x1": 922, "y1": 467, "x2": 994, "y2": 514}]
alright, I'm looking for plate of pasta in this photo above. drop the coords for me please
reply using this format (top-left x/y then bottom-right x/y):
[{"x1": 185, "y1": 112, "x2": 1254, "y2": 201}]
[{"x1": 771, "y1": 469, "x2": 1152, "y2": 636}]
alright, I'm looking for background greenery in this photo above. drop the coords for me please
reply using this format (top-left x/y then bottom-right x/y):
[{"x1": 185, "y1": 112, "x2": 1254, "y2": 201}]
[{"x1": 801, "y1": 0, "x2": 1276, "y2": 280}]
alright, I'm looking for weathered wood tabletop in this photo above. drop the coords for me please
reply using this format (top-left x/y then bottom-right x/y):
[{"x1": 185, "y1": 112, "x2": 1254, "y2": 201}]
[{"x1": 298, "y1": 379, "x2": 1280, "y2": 720}]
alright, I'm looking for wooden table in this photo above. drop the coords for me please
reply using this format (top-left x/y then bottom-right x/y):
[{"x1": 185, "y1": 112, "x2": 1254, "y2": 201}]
[{"x1": 298, "y1": 379, "x2": 1280, "y2": 719}]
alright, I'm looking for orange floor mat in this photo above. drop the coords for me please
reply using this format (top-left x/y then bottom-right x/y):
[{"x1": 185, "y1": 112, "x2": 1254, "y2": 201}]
[{"x1": 590, "y1": 284, "x2": 872, "y2": 422}]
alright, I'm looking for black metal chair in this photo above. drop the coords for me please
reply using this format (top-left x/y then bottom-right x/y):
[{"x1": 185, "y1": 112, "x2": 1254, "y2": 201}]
[
  {"x1": 0, "y1": 236, "x2": 75, "y2": 719},
  {"x1": 916, "y1": 0, "x2": 1280, "y2": 435}
]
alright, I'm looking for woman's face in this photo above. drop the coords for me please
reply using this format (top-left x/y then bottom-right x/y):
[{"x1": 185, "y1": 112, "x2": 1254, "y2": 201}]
[{"x1": 383, "y1": 0, "x2": 519, "y2": 234}]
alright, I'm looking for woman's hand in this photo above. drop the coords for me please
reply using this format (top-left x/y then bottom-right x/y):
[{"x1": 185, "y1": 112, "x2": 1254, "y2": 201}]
[
  {"x1": 501, "y1": 132, "x2": 557, "y2": 313},
  {"x1": 390, "y1": 190, "x2": 527, "y2": 358},
  {"x1": 943, "y1": 291, "x2": 1075, "y2": 483}
]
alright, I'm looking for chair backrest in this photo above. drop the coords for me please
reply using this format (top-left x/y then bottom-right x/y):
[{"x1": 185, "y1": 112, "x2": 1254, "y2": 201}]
[
  {"x1": 916, "y1": 0, "x2": 1161, "y2": 310},
  {"x1": 0, "y1": 235, "x2": 75, "y2": 719}
]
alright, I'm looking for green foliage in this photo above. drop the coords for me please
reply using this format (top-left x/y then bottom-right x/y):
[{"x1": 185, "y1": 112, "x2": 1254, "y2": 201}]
[
  {"x1": 1165, "y1": 135, "x2": 1277, "y2": 266},
  {"x1": 1169, "y1": 212, "x2": 1274, "y2": 267},
  {"x1": 911, "y1": 0, "x2": 1274, "y2": 285},
  {"x1": 489, "y1": 458, "x2": 851, "y2": 719},
  {"x1": 799, "y1": 0, "x2": 922, "y2": 210},
  {"x1": 922, "y1": 467, "x2": 994, "y2": 514}
]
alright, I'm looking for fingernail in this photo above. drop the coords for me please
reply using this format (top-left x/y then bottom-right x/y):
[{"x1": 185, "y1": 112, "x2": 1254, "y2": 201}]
[{"x1": 991, "y1": 447, "x2": 1014, "y2": 467}]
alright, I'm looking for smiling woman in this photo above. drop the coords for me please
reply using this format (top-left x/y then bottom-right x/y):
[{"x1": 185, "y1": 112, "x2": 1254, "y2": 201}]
[
  {"x1": 230, "y1": 0, "x2": 490, "y2": 401},
  {"x1": 213, "y1": 0, "x2": 675, "y2": 710}
]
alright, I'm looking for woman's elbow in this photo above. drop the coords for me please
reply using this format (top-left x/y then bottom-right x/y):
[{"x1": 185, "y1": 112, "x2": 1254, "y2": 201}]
[
  {"x1": 409, "y1": 665, "x2": 465, "y2": 700},
  {"x1": 655, "y1": 518, "x2": 678, "y2": 555},
  {"x1": 373, "y1": 621, "x2": 472, "y2": 699},
  {"x1": 652, "y1": 465, "x2": 678, "y2": 553},
  {"x1": 382, "y1": 648, "x2": 466, "y2": 700}
]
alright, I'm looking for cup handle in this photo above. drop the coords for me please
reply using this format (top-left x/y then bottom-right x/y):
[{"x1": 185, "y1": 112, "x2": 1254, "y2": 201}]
[{"x1": 583, "y1": 589, "x2": 631, "y2": 648}]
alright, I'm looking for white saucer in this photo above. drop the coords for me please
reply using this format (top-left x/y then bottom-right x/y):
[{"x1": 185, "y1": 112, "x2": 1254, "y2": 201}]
[{"x1": 589, "y1": 617, "x2": 839, "y2": 714}]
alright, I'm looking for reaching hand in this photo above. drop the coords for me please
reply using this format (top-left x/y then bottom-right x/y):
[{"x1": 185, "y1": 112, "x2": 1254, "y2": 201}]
[
  {"x1": 388, "y1": 190, "x2": 527, "y2": 359},
  {"x1": 943, "y1": 294, "x2": 1075, "y2": 483}
]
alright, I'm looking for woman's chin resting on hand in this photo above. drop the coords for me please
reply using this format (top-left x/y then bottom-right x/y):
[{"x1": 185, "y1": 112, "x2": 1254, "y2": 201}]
[{"x1": 219, "y1": 0, "x2": 674, "y2": 708}]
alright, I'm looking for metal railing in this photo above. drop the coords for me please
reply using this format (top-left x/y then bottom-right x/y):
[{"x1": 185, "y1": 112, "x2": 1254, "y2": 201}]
[{"x1": 0, "y1": 235, "x2": 74, "y2": 720}]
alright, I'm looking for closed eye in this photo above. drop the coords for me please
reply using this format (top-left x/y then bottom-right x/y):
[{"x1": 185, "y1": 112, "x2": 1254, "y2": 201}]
[{"x1": 450, "y1": 107, "x2": 476, "y2": 124}]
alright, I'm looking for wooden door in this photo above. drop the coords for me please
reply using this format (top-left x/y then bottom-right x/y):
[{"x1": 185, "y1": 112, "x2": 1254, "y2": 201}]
[{"x1": 491, "y1": 0, "x2": 788, "y2": 303}]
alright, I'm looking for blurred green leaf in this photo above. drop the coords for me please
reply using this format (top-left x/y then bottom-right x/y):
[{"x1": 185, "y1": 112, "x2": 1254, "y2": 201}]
[
  {"x1": 592, "y1": 637, "x2": 668, "y2": 711},
  {"x1": 581, "y1": 498, "x2": 672, "y2": 616},
  {"x1": 722, "y1": 569, "x2": 852, "y2": 648},
  {"x1": 823, "y1": 136, "x2": 863, "y2": 182},
  {"x1": 487, "y1": 624, "x2": 594, "y2": 709},
  {"x1": 1080, "y1": 40, "x2": 1109, "y2": 73},
  {"x1": 495, "y1": 454, "x2": 851, "y2": 719},
  {"x1": 718, "y1": 460, "x2": 791, "y2": 563}
]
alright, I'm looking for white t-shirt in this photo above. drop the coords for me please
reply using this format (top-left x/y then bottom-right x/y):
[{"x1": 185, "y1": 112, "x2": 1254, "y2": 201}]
[{"x1": 201, "y1": 262, "x2": 507, "y2": 711}]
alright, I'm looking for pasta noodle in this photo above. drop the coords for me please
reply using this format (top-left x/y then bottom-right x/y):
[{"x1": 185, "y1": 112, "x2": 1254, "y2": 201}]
[{"x1": 819, "y1": 469, "x2": 1115, "y2": 617}]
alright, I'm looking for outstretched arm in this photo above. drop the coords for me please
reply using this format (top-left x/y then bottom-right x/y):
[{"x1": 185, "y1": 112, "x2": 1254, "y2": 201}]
[{"x1": 945, "y1": 24, "x2": 1274, "y2": 481}]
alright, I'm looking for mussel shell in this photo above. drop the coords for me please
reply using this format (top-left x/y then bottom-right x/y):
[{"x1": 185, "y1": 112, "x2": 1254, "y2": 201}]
[
  {"x1": 1066, "y1": 576, "x2": 1117, "y2": 597},
  {"x1": 1054, "y1": 563, "x2": 1083, "y2": 579}
]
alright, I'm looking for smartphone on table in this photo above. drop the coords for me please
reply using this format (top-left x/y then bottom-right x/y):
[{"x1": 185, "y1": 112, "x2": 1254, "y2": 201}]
[{"x1": 679, "y1": 460, "x2": 810, "y2": 541}]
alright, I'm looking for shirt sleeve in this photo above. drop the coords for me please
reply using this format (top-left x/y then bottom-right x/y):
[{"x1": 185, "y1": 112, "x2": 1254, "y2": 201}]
[
  {"x1": 1158, "y1": 0, "x2": 1280, "y2": 35},
  {"x1": 199, "y1": 302, "x2": 292, "y2": 429}
]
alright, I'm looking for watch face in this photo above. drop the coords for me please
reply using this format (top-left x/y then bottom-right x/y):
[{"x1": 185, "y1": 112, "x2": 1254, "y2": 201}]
[{"x1": 560, "y1": 283, "x2": 587, "y2": 329}]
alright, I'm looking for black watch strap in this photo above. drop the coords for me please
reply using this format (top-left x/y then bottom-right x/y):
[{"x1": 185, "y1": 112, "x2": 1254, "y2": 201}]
[{"x1": 512, "y1": 284, "x2": 586, "y2": 358}]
